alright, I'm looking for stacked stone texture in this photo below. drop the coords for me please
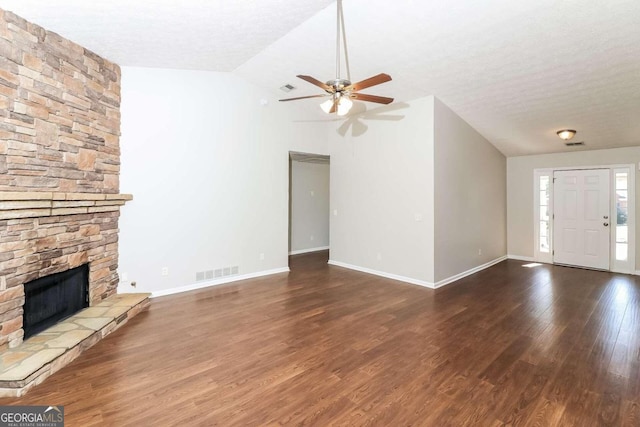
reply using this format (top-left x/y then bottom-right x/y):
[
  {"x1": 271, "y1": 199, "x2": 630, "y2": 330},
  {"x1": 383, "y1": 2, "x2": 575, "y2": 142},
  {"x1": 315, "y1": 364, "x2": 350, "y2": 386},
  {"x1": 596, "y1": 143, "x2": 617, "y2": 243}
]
[{"x1": 0, "y1": 9, "x2": 123, "y2": 350}]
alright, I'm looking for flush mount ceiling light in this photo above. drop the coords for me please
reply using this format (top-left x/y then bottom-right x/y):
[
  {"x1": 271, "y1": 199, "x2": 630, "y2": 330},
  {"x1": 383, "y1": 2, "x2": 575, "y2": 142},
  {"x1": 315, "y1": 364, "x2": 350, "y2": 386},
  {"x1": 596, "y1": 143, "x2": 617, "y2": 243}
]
[
  {"x1": 279, "y1": 0, "x2": 393, "y2": 116},
  {"x1": 556, "y1": 129, "x2": 577, "y2": 141}
]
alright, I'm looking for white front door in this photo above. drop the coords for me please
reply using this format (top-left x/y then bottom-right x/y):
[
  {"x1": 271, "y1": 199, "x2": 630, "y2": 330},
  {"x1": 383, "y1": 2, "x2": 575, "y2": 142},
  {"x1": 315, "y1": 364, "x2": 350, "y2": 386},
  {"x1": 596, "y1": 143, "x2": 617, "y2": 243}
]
[{"x1": 553, "y1": 169, "x2": 610, "y2": 270}]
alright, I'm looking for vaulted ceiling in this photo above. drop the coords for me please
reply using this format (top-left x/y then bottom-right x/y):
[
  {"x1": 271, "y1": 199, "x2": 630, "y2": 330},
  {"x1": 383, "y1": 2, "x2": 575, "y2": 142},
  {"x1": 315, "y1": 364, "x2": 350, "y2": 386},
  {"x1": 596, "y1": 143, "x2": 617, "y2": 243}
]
[{"x1": 1, "y1": 0, "x2": 639, "y2": 156}]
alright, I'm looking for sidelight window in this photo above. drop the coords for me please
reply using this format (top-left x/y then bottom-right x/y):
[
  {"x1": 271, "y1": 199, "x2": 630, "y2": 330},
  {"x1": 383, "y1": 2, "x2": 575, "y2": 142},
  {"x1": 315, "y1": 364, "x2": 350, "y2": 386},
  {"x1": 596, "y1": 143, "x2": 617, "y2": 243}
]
[
  {"x1": 539, "y1": 175, "x2": 551, "y2": 253},
  {"x1": 534, "y1": 170, "x2": 553, "y2": 264},
  {"x1": 615, "y1": 171, "x2": 629, "y2": 261}
]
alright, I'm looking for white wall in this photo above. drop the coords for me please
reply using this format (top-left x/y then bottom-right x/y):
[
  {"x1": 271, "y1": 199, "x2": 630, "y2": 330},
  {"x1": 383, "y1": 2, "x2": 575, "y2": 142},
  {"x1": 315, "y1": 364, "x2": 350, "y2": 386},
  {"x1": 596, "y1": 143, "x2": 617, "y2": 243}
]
[
  {"x1": 290, "y1": 160, "x2": 330, "y2": 254},
  {"x1": 328, "y1": 97, "x2": 435, "y2": 284},
  {"x1": 507, "y1": 146, "x2": 640, "y2": 265},
  {"x1": 118, "y1": 78, "x2": 508, "y2": 293},
  {"x1": 434, "y1": 98, "x2": 507, "y2": 282},
  {"x1": 117, "y1": 67, "x2": 328, "y2": 294}
]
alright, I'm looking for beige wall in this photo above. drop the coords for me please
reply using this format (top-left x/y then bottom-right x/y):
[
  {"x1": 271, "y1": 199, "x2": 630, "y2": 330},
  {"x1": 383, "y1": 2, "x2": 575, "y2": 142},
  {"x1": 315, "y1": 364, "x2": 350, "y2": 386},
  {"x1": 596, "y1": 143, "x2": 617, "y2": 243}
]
[
  {"x1": 290, "y1": 160, "x2": 330, "y2": 253},
  {"x1": 507, "y1": 146, "x2": 640, "y2": 266},
  {"x1": 328, "y1": 97, "x2": 435, "y2": 283},
  {"x1": 434, "y1": 99, "x2": 507, "y2": 282}
]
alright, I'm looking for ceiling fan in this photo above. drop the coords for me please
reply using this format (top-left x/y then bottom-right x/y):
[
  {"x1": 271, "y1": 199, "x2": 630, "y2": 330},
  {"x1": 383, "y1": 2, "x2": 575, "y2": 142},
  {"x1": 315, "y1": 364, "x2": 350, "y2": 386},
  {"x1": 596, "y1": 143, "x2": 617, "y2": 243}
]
[{"x1": 279, "y1": 0, "x2": 393, "y2": 116}]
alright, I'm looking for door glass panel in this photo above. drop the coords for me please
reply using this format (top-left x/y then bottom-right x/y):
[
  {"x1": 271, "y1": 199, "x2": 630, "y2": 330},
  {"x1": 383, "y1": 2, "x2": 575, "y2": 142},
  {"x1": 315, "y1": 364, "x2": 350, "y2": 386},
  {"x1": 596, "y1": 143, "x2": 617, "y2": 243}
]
[
  {"x1": 540, "y1": 176, "x2": 549, "y2": 192},
  {"x1": 616, "y1": 225, "x2": 628, "y2": 243},
  {"x1": 540, "y1": 206, "x2": 549, "y2": 221},
  {"x1": 616, "y1": 173, "x2": 628, "y2": 190},
  {"x1": 540, "y1": 234, "x2": 549, "y2": 252},
  {"x1": 539, "y1": 220, "x2": 549, "y2": 252},
  {"x1": 540, "y1": 221, "x2": 548, "y2": 237},
  {"x1": 540, "y1": 191, "x2": 549, "y2": 206},
  {"x1": 616, "y1": 243, "x2": 628, "y2": 261},
  {"x1": 616, "y1": 190, "x2": 628, "y2": 226}
]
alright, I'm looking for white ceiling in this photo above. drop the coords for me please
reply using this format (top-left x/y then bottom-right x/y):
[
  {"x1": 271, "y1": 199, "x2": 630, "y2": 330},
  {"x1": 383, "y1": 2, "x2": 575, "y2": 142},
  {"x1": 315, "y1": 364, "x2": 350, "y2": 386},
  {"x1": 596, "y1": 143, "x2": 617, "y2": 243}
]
[{"x1": 1, "y1": 0, "x2": 639, "y2": 156}]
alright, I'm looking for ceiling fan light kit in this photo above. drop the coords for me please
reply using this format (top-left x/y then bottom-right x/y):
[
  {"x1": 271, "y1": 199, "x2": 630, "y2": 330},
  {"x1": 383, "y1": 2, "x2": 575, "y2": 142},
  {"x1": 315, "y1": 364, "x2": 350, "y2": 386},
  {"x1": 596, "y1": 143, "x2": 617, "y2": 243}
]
[
  {"x1": 336, "y1": 96, "x2": 353, "y2": 116},
  {"x1": 279, "y1": 0, "x2": 393, "y2": 115},
  {"x1": 321, "y1": 93, "x2": 353, "y2": 116}
]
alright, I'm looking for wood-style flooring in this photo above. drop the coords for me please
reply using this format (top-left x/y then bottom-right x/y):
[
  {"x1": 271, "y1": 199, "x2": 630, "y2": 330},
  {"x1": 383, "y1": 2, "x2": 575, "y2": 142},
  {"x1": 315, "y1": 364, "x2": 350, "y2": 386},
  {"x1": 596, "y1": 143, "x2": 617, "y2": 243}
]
[{"x1": 1, "y1": 251, "x2": 639, "y2": 426}]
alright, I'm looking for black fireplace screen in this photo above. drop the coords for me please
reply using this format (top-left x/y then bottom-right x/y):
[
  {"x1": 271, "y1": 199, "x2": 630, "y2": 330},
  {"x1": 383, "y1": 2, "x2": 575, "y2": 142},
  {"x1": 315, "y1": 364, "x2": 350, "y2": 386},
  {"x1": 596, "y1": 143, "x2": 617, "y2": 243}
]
[{"x1": 23, "y1": 264, "x2": 89, "y2": 339}]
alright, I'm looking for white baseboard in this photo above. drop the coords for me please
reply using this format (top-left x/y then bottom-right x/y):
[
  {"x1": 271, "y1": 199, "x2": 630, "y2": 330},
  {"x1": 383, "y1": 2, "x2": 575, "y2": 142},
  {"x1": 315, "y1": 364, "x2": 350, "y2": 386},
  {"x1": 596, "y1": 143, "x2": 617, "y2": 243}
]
[
  {"x1": 289, "y1": 246, "x2": 330, "y2": 255},
  {"x1": 150, "y1": 267, "x2": 290, "y2": 298},
  {"x1": 433, "y1": 256, "x2": 508, "y2": 288},
  {"x1": 327, "y1": 260, "x2": 434, "y2": 288},
  {"x1": 507, "y1": 254, "x2": 536, "y2": 262},
  {"x1": 328, "y1": 255, "x2": 508, "y2": 290}
]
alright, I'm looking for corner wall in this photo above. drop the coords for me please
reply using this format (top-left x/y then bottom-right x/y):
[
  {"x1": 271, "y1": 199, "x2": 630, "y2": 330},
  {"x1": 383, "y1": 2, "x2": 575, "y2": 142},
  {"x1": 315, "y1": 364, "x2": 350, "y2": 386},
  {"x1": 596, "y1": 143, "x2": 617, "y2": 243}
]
[
  {"x1": 433, "y1": 98, "x2": 507, "y2": 283},
  {"x1": 327, "y1": 96, "x2": 507, "y2": 287},
  {"x1": 328, "y1": 97, "x2": 435, "y2": 284}
]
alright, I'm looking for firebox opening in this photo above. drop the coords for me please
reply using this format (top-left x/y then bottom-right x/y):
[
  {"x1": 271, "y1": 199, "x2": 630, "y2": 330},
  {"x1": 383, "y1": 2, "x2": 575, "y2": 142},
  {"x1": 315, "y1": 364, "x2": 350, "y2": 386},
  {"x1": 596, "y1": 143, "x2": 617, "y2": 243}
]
[{"x1": 22, "y1": 264, "x2": 89, "y2": 340}]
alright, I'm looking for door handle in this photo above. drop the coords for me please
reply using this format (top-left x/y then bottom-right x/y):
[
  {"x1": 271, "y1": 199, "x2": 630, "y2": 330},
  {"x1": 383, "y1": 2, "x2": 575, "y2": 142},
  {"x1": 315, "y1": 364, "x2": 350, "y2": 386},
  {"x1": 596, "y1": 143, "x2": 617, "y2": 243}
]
[{"x1": 603, "y1": 222, "x2": 609, "y2": 227}]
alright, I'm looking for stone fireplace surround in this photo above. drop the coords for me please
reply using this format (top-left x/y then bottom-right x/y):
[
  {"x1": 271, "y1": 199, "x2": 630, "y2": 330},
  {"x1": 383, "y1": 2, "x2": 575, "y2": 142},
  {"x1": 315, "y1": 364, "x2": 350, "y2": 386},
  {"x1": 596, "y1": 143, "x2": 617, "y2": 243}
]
[
  {"x1": 0, "y1": 191, "x2": 133, "y2": 350},
  {"x1": 0, "y1": 9, "x2": 150, "y2": 395},
  {"x1": 0, "y1": 193, "x2": 152, "y2": 398},
  {"x1": 1, "y1": 6, "x2": 128, "y2": 350}
]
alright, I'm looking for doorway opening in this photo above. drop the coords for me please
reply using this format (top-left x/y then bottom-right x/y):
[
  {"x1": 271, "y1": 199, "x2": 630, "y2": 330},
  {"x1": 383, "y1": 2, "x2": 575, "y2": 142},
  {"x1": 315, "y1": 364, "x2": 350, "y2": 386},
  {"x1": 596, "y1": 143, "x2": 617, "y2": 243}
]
[
  {"x1": 288, "y1": 152, "x2": 330, "y2": 267},
  {"x1": 534, "y1": 165, "x2": 635, "y2": 273}
]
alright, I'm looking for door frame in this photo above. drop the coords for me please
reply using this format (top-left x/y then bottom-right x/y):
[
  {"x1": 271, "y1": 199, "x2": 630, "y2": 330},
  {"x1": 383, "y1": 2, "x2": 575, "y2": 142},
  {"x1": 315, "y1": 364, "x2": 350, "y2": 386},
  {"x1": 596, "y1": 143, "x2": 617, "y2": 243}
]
[
  {"x1": 533, "y1": 164, "x2": 636, "y2": 274},
  {"x1": 287, "y1": 151, "x2": 331, "y2": 259}
]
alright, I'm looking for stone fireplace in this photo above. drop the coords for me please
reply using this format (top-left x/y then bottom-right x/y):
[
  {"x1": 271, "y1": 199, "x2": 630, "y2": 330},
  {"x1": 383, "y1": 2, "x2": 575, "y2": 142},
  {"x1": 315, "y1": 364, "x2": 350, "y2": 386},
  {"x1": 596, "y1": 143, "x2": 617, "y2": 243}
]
[
  {"x1": 0, "y1": 191, "x2": 133, "y2": 350},
  {"x1": 0, "y1": 8, "x2": 148, "y2": 396},
  {"x1": 0, "y1": 7, "x2": 132, "y2": 351}
]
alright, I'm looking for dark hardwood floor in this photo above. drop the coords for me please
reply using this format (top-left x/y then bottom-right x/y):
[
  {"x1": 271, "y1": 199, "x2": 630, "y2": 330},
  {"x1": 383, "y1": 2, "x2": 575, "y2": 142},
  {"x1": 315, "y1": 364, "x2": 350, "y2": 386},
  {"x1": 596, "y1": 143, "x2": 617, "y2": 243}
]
[{"x1": 1, "y1": 251, "x2": 639, "y2": 426}]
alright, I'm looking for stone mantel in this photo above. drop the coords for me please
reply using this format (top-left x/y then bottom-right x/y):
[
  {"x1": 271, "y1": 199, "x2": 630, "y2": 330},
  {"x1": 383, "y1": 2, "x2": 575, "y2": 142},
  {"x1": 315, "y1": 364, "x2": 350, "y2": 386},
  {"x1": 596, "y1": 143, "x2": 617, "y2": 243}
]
[{"x1": 0, "y1": 192, "x2": 133, "y2": 220}]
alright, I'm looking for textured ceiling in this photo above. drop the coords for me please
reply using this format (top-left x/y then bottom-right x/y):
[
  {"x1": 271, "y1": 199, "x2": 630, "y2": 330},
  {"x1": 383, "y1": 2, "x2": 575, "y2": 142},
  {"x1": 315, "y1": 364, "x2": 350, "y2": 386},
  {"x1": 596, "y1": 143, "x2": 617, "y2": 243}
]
[
  {"x1": 0, "y1": 0, "x2": 334, "y2": 71},
  {"x1": 1, "y1": 0, "x2": 639, "y2": 156}
]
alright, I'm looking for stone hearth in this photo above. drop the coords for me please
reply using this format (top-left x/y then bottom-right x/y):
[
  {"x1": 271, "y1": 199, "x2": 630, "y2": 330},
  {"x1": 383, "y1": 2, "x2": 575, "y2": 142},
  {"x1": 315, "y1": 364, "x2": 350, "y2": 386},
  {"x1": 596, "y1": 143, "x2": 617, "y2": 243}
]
[{"x1": 0, "y1": 293, "x2": 150, "y2": 397}]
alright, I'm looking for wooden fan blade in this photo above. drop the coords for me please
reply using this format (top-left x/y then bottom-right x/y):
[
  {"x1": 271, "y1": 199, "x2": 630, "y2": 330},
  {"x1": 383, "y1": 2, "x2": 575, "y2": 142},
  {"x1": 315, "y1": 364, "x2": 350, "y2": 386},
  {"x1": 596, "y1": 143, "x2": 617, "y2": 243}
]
[
  {"x1": 351, "y1": 93, "x2": 394, "y2": 104},
  {"x1": 279, "y1": 94, "x2": 330, "y2": 102},
  {"x1": 297, "y1": 75, "x2": 332, "y2": 91},
  {"x1": 345, "y1": 73, "x2": 392, "y2": 92}
]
